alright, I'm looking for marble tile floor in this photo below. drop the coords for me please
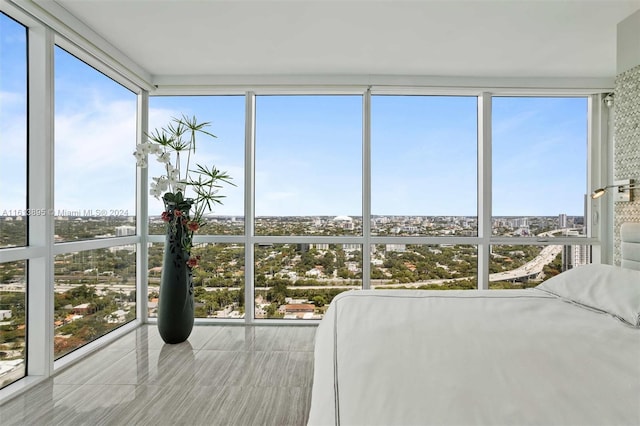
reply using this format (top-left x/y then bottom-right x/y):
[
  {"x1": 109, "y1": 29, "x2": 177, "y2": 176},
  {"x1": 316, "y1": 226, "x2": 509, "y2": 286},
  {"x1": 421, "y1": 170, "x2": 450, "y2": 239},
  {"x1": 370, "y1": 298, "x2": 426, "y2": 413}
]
[{"x1": 0, "y1": 324, "x2": 317, "y2": 426}]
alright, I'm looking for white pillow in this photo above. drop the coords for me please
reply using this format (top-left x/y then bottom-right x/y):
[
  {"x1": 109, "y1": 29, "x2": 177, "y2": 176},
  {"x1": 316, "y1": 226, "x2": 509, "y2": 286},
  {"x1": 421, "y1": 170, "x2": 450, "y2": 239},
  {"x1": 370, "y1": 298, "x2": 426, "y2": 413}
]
[{"x1": 536, "y1": 263, "x2": 640, "y2": 327}]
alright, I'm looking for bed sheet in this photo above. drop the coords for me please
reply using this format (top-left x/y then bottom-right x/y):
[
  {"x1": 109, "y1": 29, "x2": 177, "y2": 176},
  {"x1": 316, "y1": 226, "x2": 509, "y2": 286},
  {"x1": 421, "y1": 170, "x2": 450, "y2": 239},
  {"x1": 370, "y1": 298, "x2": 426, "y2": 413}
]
[{"x1": 308, "y1": 289, "x2": 640, "y2": 426}]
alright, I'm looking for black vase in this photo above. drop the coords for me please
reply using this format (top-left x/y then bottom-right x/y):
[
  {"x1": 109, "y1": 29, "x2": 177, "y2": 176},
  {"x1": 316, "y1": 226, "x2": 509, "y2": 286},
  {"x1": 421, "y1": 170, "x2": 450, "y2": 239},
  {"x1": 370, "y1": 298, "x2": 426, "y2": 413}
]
[{"x1": 157, "y1": 214, "x2": 194, "y2": 344}]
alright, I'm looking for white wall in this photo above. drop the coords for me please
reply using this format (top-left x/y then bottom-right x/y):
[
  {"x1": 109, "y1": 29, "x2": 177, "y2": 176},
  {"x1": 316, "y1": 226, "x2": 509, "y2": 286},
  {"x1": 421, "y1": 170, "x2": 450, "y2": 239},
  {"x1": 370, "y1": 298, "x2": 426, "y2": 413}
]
[{"x1": 617, "y1": 10, "x2": 640, "y2": 75}]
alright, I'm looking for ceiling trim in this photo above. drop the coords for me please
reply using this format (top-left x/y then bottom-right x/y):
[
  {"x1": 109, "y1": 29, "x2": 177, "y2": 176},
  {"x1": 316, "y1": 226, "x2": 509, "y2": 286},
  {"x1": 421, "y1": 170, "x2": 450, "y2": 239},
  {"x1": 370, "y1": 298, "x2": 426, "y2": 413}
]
[{"x1": 152, "y1": 74, "x2": 614, "y2": 96}]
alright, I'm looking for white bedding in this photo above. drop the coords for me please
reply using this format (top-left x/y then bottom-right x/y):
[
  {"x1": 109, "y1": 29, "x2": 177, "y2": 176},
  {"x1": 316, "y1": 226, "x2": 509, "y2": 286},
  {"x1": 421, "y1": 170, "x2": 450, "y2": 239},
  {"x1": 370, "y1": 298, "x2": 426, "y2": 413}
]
[{"x1": 308, "y1": 285, "x2": 640, "y2": 425}]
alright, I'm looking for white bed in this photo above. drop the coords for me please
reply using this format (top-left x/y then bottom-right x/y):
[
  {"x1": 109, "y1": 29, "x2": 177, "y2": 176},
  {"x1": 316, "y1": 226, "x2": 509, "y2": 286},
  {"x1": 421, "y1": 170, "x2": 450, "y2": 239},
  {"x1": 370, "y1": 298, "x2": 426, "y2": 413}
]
[{"x1": 308, "y1": 224, "x2": 640, "y2": 426}]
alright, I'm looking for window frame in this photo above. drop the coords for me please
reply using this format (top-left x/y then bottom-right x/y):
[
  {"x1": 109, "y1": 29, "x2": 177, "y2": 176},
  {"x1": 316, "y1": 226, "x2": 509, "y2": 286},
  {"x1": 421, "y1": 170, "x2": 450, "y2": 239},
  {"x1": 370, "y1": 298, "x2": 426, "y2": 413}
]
[
  {"x1": 144, "y1": 89, "x2": 604, "y2": 322},
  {"x1": 0, "y1": 9, "x2": 30, "y2": 392},
  {"x1": 49, "y1": 41, "x2": 142, "y2": 364}
]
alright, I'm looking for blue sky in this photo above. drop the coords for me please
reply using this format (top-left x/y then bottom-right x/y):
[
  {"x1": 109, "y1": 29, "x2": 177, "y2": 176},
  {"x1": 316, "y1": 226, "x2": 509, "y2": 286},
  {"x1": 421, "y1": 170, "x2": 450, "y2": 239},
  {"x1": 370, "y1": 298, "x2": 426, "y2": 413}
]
[
  {"x1": 1, "y1": 12, "x2": 588, "y2": 218},
  {"x1": 0, "y1": 13, "x2": 27, "y2": 214},
  {"x1": 372, "y1": 95, "x2": 478, "y2": 216}
]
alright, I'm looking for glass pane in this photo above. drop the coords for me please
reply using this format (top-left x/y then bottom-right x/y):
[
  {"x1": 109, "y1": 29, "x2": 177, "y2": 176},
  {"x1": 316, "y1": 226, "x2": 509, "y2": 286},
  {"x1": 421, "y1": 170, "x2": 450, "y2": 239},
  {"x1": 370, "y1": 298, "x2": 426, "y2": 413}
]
[
  {"x1": 54, "y1": 47, "x2": 137, "y2": 242},
  {"x1": 255, "y1": 243, "x2": 362, "y2": 319},
  {"x1": 492, "y1": 97, "x2": 588, "y2": 237},
  {"x1": 147, "y1": 96, "x2": 245, "y2": 235},
  {"x1": 148, "y1": 242, "x2": 245, "y2": 319},
  {"x1": 371, "y1": 244, "x2": 477, "y2": 289},
  {"x1": 147, "y1": 242, "x2": 161, "y2": 317},
  {"x1": 0, "y1": 13, "x2": 27, "y2": 248},
  {"x1": 0, "y1": 260, "x2": 26, "y2": 388},
  {"x1": 489, "y1": 243, "x2": 589, "y2": 288},
  {"x1": 371, "y1": 96, "x2": 477, "y2": 236},
  {"x1": 54, "y1": 247, "x2": 136, "y2": 359},
  {"x1": 255, "y1": 95, "x2": 362, "y2": 236}
]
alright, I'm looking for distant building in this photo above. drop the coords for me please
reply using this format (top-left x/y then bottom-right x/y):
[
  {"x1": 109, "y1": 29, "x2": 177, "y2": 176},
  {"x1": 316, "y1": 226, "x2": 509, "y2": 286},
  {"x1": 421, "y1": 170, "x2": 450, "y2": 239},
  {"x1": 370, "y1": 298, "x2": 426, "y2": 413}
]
[
  {"x1": 333, "y1": 215, "x2": 354, "y2": 230},
  {"x1": 72, "y1": 303, "x2": 95, "y2": 315},
  {"x1": 0, "y1": 310, "x2": 12, "y2": 320},
  {"x1": 282, "y1": 304, "x2": 316, "y2": 319},
  {"x1": 562, "y1": 244, "x2": 591, "y2": 270},
  {"x1": 112, "y1": 225, "x2": 137, "y2": 252},
  {"x1": 512, "y1": 217, "x2": 528, "y2": 228},
  {"x1": 386, "y1": 244, "x2": 406, "y2": 253},
  {"x1": 115, "y1": 225, "x2": 136, "y2": 237},
  {"x1": 558, "y1": 214, "x2": 568, "y2": 228},
  {"x1": 106, "y1": 310, "x2": 127, "y2": 324},
  {"x1": 346, "y1": 262, "x2": 360, "y2": 273}
]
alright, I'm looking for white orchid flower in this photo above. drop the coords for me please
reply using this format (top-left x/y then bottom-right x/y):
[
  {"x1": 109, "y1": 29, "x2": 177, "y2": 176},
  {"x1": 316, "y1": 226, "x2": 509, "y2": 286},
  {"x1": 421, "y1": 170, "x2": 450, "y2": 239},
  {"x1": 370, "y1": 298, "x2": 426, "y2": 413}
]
[
  {"x1": 135, "y1": 143, "x2": 152, "y2": 154},
  {"x1": 148, "y1": 144, "x2": 163, "y2": 155},
  {"x1": 161, "y1": 176, "x2": 170, "y2": 189},
  {"x1": 149, "y1": 185, "x2": 162, "y2": 198},
  {"x1": 167, "y1": 176, "x2": 179, "y2": 189},
  {"x1": 156, "y1": 152, "x2": 171, "y2": 164},
  {"x1": 153, "y1": 176, "x2": 169, "y2": 192},
  {"x1": 134, "y1": 156, "x2": 147, "y2": 168},
  {"x1": 133, "y1": 148, "x2": 149, "y2": 167},
  {"x1": 168, "y1": 168, "x2": 180, "y2": 180}
]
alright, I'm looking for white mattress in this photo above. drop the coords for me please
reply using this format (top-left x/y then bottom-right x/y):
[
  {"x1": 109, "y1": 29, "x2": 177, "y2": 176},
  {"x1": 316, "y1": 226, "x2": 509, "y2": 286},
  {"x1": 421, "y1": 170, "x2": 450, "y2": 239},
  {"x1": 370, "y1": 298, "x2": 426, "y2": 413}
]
[{"x1": 308, "y1": 289, "x2": 640, "y2": 426}]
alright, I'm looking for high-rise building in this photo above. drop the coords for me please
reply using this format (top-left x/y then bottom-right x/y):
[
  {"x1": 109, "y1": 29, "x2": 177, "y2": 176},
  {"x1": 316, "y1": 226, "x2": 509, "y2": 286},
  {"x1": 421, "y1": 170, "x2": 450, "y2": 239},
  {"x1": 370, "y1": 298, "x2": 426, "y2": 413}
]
[
  {"x1": 513, "y1": 217, "x2": 528, "y2": 228},
  {"x1": 115, "y1": 225, "x2": 136, "y2": 237},
  {"x1": 558, "y1": 214, "x2": 568, "y2": 228},
  {"x1": 562, "y1": 244, "x2": 591, "y2": 270}
]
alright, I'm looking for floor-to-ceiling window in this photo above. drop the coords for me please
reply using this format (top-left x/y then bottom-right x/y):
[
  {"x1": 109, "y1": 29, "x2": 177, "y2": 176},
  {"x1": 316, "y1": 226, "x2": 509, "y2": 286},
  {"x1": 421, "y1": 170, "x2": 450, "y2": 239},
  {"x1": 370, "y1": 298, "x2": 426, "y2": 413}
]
[
  {"x1": 142, "y1": 92, "x2": 595, "y2": 321},
  {"x1": 371, "y1": 95, "x2": 479, "y2": 290},
  {"x1": 147, "y1": 96, "x2": 245, "y2": 319},
  {"x1": 53, "y1": 46, "x2": 138, "y2": 358},
  {"x1": 0, "y1": 12, "x2": 28, "y2": 389},
  {"x1": 254, "y1": 95, "x2": 363, "y2": 319},
  {"x1": 490, "y1": 96, "x2": 589, "y2": 289}
]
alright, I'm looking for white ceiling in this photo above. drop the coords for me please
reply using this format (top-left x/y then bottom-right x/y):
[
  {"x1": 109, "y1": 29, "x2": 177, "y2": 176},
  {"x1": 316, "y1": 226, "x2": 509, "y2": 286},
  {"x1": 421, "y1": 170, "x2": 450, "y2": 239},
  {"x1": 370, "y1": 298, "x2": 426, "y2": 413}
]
[{"x1": 39, "y1": 0, "x2": 640, "y2": 80}]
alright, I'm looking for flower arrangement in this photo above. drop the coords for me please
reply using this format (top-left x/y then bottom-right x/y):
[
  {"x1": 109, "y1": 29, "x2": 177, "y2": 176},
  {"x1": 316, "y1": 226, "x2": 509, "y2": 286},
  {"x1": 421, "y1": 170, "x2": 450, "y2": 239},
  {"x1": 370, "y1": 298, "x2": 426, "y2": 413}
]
[{"x1": 133, "y1": 115, "x2": 234, "y2": 268}]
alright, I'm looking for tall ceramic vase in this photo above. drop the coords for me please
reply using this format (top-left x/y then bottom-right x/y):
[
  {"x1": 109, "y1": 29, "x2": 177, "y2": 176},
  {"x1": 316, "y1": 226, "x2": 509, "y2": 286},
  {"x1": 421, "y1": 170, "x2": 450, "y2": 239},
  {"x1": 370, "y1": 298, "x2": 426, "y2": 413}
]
[{"x1": 157, "y1": 206, "x2": 194, "y2": 344}]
